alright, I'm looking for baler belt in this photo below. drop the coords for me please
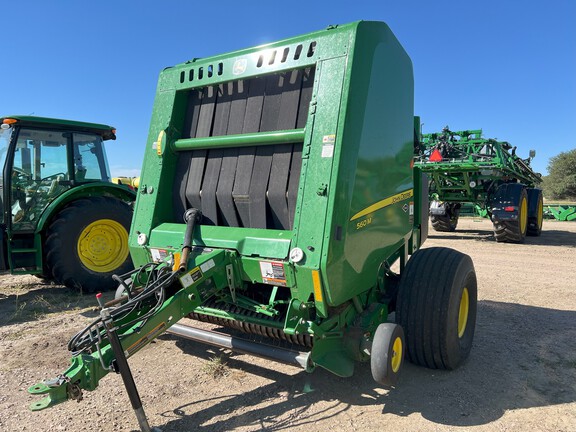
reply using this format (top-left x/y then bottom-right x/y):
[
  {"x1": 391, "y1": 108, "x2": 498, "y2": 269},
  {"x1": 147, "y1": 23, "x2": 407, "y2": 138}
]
[
  {"x1": 175, "y1": 67, "x2": 315, "y2": 229},
  {"x1": 201, "y1": 149, "x2": 224, "y2": 225},
  {"x1": 248, "y1": 145, "x2": 274, "y2": 228},
  {"x1": 216, "y1": 148, "x2": 240, "y2": 227},
  {"x1": 232, "y1": 147, "x2": 256, "y2": 227},
  {"x1": 268, "y1": 144, "x2": 293, "y2": 229},
  {"x1": 186, "y1": 150, "x2": 207, "y2": 210}
]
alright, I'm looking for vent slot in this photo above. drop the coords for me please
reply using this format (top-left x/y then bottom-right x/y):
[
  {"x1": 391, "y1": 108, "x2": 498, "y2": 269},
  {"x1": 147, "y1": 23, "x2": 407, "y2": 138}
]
[
  {"x1": 182, "y1": 67, "x2": 315, "y2": 138},
  {"x1": 184, "y1": 62, "x2": 224, "y2": 82}
]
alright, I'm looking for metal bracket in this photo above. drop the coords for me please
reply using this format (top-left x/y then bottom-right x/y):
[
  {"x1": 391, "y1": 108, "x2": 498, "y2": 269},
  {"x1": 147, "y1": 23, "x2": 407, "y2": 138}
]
[{"x1": 226, "y1": 264, "x2": 236, "y2": 303}]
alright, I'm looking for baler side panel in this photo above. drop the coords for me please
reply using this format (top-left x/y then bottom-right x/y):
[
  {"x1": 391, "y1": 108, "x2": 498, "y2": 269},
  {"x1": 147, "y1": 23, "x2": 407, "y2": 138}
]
[{"x1": 324, "y1": 23, "x2": 415, "y2": 306}]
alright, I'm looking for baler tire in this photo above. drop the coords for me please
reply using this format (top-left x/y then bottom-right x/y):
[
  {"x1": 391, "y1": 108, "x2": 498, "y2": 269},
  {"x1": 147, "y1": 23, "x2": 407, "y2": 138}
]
[
  {"x1": 396, "y1": 247, "x2": 477, "y2": 370},
  {"x1": 527, "y1": 189, "x2": 543, "y2": 237},
  {"x1": 371, "y1": 323, "x2": 405, "y2": 386},
  {"x1": 493, "y1": 188, "x2": 528, "y2": 243},
  {"x1": 45, "y1": 197, "x2": 133, "y2": 293}
]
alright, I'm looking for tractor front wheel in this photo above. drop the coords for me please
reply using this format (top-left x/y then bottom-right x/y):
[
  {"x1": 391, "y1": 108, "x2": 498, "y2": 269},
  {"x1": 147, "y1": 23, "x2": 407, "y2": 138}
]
[
  {"x1": 397, "y1": 247, "x2": 477, "y2": 370},
  {"x1": 45, "y1": 197, "x2": 133, "y2": 292}
]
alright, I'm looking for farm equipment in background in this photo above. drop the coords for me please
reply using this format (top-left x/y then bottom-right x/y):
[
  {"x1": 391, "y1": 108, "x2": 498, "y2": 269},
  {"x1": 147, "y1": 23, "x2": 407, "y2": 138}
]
[
  {"x1": 544, "y1": 203, "x2": 576, "y2": 221},
  {"x1": 28, "y1": 22, "x2": 477, "y2": 431},
  {"x1": 0, "y1": 116, "x2": 135, "y2": 292},
  {"x1": 112, "y1": 176, "x2": 140, "y2": 191},
  {"x1": 415, "y1": 126, "x2": 543, "y2": 242}
]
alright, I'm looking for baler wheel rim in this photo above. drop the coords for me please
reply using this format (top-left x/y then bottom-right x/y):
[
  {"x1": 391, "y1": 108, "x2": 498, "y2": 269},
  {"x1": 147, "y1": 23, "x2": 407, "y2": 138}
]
[
  {"x1": 458, "y1": 287, "x2": 469, "y2": 338},
  {"x1": 370, "y1": 322, "x2": 405, "y2": 386},
  {"x1": 391, "y1": 336, "x2": 403, "y2": 373}
]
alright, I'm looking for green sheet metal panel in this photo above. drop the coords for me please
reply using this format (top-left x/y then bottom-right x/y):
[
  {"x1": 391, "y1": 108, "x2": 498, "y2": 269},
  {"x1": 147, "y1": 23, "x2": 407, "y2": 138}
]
[
  {"x1": 322, "y1": 22, "x2": 415, "y2": 305},
  {"x1": 131, "y1": 21, "x2": 415, "y2": 309}
]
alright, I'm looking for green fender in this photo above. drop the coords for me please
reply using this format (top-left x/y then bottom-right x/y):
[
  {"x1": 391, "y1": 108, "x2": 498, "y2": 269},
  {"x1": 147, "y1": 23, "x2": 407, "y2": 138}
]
[{"x1": 34, "y1": 182, "x2": 136, "y2": 235}]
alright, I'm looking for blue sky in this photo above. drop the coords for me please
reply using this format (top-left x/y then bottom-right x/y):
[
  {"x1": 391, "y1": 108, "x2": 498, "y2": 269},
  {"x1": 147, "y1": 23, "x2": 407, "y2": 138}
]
[{"x1": 2, "y1": 1, "x2": 574, "y2": 176}]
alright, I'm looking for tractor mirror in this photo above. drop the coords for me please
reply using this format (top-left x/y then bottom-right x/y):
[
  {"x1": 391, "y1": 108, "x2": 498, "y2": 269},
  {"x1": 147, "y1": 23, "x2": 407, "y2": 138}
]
[{"x1": 529, "y1": 150, "x2": 536, "y2": 159}]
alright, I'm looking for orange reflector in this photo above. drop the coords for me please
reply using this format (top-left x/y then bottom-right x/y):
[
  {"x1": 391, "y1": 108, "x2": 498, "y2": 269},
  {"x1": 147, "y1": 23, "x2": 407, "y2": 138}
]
[
  {"x1": 172, "y1": 252, "x2": 181, "y2": 272},
  {"x1": 429, "y1": 148, "x2": 443, "y2": 162},
  {"x1": 2, "y1": 118, "x2": 17, "y2": 125},
  {"x1": 312, "y1": 270, "x2": 323, "y2": 302},
  {"x1": 504, "y1": 206, "x2": 515, "y2": 212}
]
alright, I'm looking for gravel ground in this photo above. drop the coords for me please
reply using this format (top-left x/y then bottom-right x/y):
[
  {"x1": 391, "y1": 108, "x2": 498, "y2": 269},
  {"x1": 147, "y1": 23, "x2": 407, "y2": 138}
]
[{"x1": 0, "y1": 218, "x2": 575, "y2": 432}]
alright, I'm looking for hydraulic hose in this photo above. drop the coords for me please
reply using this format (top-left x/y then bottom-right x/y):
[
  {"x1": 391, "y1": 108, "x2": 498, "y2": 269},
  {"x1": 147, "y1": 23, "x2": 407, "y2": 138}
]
[{"x1": 179, "y1": 208, "x2": 201, "y2": 273}]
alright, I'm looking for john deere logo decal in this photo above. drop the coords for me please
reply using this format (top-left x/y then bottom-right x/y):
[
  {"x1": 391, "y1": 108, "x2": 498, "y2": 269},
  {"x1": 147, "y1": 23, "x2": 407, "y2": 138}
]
[{"x1": 233, "y1": 59, "x2": 247, "y2": 75}]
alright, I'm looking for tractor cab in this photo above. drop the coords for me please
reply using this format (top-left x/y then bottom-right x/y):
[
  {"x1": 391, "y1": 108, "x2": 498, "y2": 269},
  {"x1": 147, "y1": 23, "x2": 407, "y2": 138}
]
[{"x1": 0, "y1": 116, "x2": 131, "y2": 280}]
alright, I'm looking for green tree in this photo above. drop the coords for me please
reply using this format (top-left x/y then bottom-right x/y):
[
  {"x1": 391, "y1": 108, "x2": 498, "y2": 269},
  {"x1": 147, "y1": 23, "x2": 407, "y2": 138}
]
[{"x1": 542, "y1": 149, "x2": 576, "y2": 200}]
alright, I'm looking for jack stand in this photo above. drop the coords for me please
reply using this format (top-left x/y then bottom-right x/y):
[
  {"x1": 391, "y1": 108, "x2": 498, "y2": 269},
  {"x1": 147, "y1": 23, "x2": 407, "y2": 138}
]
[{"x1": 101, "y1": 308, "x2": 162, "y2": 432}]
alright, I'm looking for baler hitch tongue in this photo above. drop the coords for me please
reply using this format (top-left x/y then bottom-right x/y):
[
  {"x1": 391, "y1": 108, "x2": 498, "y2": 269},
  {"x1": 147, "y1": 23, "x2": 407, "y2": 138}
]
[{"x1": 28, "y1": 375, "x2": 81, "y2": 411}]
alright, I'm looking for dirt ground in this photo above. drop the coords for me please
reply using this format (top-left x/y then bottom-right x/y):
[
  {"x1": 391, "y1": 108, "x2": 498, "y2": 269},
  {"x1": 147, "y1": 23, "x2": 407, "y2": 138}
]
[{"x1": 0, "y1": 218, "x2": 575, "y2": 432}]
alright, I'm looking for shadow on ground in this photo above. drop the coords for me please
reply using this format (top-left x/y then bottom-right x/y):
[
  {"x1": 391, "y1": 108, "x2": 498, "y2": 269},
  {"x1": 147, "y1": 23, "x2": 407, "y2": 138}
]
[
  {"x1": 0, "y1": 283, "x2": 113, "y2": 326},
  {"x1": 155, "y1": 300, "x2": 576, "y2": 431},
  {"x1": 428, "y1": 226, "x2": 576, "y2": 247}
]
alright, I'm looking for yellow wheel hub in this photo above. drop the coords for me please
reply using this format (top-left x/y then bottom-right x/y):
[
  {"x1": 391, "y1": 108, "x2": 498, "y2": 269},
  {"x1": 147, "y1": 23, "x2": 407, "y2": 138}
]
[
  {"x1": 458, "y1": 287, "x2": 470, "y2": 338},
  {"x1": 77, "y1": 219, "x2": 129, "y2": 273},
  {"x1": 537, "y1": 198, "x2": 543, "y2": 229},
  {"x1": 519, "y1": 196, "x2": 528, "y2": 234},
  {"x1": 391, "y1": 336, "x2": 403, "y2": 373}
]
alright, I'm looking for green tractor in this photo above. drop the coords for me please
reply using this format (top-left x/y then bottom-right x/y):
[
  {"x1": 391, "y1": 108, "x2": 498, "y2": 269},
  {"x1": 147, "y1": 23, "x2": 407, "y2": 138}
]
[
  {"x1": 0, "y1": 116, "x2": 135, "y2": 292},
  {"x1": 415, "y1": 126, "x2": 543, "y2": 242},
  {"x1": 28, "y1": 22, "x2": 477, "y2": 431}
]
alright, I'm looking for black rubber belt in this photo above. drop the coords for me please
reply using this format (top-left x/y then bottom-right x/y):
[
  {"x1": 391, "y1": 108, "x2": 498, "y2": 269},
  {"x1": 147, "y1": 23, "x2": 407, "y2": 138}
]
[
  {"x1": 201, "y1": 149, "x2": 224, "y2": 225},
  {"x1": 287, "y1": 143, "x2": 303, "y2": 229},
  {"x1": 216, "y1": 148, "x2": 240, "y2": 227},
  {"x1": 248, "y1": 145, "x2": 273, "y2": 228},
  {"x1": 185, "y1": 150, "x2": 207, "y2": 210}
]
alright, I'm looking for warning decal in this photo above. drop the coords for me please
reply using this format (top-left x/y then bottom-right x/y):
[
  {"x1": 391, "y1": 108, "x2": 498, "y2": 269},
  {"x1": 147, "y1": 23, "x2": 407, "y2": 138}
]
[
  {"x1": 179, "y1": 266, "x2": 203, "y2": 288},
  {"x1": 259, "y1": 261, "x2": 287, "y2": 286}
]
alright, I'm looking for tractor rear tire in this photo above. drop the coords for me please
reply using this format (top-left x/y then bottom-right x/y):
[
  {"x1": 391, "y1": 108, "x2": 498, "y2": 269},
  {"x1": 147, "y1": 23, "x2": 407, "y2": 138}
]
[
  {"x1": 45, "y1": 197, "x2": 133, "y2": 293},
  {"x1": 397, "y1": 247, "x2": 477, "y2": 370},
  {"x1": 527, "y1": 188, "x2": 543, "y2": 236},
  {"x1": 371, "y1": 323, "x2": 405, "y2": 386},
  {"x1": 493, "y1": 187, "x2": 528, "y2": 243},
  {"x1": 430, "y1": 202, "x2": 460, "y2": 232}
]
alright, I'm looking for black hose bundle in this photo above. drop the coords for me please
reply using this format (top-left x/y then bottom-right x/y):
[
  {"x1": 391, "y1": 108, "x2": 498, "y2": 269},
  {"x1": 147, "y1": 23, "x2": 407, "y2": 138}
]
[{"x1": 68, "y1": 263, "x2": 178, "y2": 355}]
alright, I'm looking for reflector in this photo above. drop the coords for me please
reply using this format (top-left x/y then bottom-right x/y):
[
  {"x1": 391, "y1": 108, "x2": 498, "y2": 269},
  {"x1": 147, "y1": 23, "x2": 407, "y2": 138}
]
[{"x1": 429, "y1": 148, "x2": 443, "y2": 162}]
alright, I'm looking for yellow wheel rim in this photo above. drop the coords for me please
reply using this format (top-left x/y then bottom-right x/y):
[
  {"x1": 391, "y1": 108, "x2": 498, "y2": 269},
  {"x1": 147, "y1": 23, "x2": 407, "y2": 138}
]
[
  {"x1": 77, "y1": 219, "x2": 129, "y2": 273},
  {"x1": 519, "y1": 196, "x2": 528, "y2": 234},
  {"x1": 537, "y1": 197, "x2": 543, "y2": 229},
  {"x1": 458, "y1": 288, "x2": 469, "y2": 338},
  {"x1": 391, "y1": 336, "x2": 403, "y2": 373}
]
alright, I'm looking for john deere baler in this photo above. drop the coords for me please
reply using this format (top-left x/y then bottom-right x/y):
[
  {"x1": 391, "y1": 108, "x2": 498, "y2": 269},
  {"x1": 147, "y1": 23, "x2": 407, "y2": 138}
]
[{"x1": 29, "y1": 22, "x2": 477, "y2": 432}]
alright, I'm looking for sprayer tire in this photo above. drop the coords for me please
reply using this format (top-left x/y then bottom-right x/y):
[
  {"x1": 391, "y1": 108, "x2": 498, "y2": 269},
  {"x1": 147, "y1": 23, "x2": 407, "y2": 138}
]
[
  {"x1": 493, "y1": 188, "x2": 528, "y2": 243},
  {"x1": 45, "y1": 197, "x2": 133, "y2": 293},
  {"x1": 397, "y1": 247, "x2": 477, "y2": 370},
  {"x1": 527, "y1": 189, "x2": 543, "y2": 236},
  {"x1": 430, "y1": 202, "x2": 460, "y2": 232}
]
